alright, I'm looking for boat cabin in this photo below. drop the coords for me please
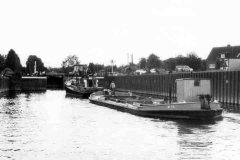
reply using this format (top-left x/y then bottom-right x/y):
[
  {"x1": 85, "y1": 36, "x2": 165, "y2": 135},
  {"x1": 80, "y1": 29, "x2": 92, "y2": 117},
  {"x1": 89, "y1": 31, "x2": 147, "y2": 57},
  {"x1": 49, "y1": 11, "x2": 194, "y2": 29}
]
[{"x1": 176, "y1": 78, "x2": 211, "y2": 102}]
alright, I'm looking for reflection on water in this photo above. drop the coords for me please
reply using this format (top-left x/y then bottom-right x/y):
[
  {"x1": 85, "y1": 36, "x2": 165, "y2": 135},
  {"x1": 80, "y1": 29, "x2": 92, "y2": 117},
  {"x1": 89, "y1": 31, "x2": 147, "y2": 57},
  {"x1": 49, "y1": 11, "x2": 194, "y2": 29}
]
[
  {"x1": 1, "y1": 90, "x2": 240, "y2": 160},
  {"x1": 223, "y1": 103, "x2": 240, "y2": 113}
]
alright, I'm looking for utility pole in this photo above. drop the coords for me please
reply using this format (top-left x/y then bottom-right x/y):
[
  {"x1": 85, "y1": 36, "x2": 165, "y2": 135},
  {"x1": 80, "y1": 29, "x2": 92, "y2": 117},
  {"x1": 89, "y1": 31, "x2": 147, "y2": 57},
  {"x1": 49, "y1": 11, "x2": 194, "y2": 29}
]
[
  {"x1": 131, "y1": 54, "x2": 133, "y2": 64},
  {"x1": 110, "y1": 60, "x2": 114, "y2": 74},
  {"x1": 34, "y1": 61, "x2": 37, "y2": 74}
]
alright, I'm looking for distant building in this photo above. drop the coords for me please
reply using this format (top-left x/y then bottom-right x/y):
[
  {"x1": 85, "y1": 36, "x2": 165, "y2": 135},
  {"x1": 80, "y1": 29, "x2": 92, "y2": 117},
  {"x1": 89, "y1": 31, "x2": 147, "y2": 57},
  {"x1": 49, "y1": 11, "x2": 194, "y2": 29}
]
[{"x1": 206, "y1": 45, "x2": 240, "y2": 71}]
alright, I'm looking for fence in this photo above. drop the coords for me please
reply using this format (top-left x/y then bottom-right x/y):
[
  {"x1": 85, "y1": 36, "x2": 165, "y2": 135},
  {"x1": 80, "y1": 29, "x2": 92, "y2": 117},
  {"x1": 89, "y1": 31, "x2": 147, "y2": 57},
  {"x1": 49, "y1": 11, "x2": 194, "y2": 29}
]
[{"x1": 110, "y1": 71, "x2": 240, "y2": 104}]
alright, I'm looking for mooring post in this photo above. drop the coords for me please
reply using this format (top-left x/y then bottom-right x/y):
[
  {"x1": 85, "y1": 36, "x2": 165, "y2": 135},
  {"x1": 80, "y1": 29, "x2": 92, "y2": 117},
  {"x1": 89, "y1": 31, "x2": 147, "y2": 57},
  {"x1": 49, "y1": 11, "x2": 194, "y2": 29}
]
[{"x1": 168, "y1": 72, "x2": 172, "y2": 103}]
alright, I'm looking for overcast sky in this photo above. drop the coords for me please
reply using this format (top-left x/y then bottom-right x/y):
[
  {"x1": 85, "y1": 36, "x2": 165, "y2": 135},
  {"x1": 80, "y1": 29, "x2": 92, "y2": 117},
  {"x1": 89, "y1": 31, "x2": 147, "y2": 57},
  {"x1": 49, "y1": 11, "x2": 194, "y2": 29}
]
[{"x1": 0, "y1": 0, "x2": 240, "y2": 68}]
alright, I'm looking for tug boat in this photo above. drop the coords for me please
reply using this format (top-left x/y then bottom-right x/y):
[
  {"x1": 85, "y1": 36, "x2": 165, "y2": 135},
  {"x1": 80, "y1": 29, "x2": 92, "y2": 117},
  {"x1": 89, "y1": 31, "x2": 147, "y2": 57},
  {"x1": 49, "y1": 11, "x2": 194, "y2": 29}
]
[
  {"x1": 65, "y1": 64, "x2": 103, "y2": 98},
  {"x1": 89, "y1": 78, "x2": 223, "y2": 120},
  {"x1": 65, "y1": 84, "x2": 100, "y2": 98},
  {"x1": 65, "y1": 76, "x2": 103, "y2": 98}
]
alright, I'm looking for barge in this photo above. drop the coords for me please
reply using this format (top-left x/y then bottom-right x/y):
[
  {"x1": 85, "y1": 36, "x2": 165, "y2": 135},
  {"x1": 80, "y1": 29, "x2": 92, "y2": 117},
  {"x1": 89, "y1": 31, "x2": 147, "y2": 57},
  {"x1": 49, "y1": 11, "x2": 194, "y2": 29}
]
[{"x1": 89, "y1": 78, "x2": 223, "y2": 120}]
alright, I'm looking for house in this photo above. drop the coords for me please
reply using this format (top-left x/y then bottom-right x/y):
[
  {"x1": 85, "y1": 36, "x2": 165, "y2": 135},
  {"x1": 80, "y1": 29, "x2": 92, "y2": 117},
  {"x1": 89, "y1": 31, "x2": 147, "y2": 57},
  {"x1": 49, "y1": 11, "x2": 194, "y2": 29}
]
[{"x1": 206, "y1": 45, "x2": 240, "y2": 71}]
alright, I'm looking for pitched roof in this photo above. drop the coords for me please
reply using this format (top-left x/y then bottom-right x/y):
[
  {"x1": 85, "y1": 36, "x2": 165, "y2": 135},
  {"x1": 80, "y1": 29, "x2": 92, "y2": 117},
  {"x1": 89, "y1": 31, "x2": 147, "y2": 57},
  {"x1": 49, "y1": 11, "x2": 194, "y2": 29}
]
[{"x1": 207, "y1": 45, "x2": 240, "y2": 61}]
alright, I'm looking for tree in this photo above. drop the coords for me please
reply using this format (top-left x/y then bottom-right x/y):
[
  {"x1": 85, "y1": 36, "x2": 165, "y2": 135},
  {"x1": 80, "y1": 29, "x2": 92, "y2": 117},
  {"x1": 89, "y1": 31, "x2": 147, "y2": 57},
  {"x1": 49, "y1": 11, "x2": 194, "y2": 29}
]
[
  {"x1": 163, "y1": 58, "x2": 176, "y2": 71},
  {"x1": 26, "y1": 55, "x2": 47, "y2": 75},
  {"x1": 162, "y1": 52, "x2": 206, "y2": 71},
  {"x1": 61, "y1": 55, "x2": 80, "y2": 68},
  {"x1": 5, "y1": 49, "x2": 22, "y2": 73},
  {"x1": 201, "y1": 59, "x2": 207, "y2": 71},
  {"x1": 88, "y1": 63, "x2": 95, "y2": 73},
  {"x1": 146, "y1": 53, "x2": 162, "y2": 69},
  {"x1": 94, "y1": 64, "x2": 104, "y2": 73},
  {"x1": 125, "y1": 66, "x2": 132, "y2": 75},
  {"x1": 104, "y1": 65, "x2": 117, "y2": 73},
  {"x1": 175, "y1": 54, "x2": 188, "y2": 65},
  {"x1": 61, "y1": 55, "x2": 80, "y2": 74},
  {"x1": 121, "y1": 63, "x2": 138, "y2": 75},
  {"x1": 0, "y1": 54, "x2": 6, "y2": 72},
  {"x1": 116, "y1": 65, "x2": 125, "y2": 73},
  {"x1": 138, "y1": 57, "x2": 147, "y2": 69},
  {"x1": 47, "y1": 66, "x2": 64, "y2": 73},
  {"x1": 185, "y1": 52, "x2": 202, "y2": 71},
  {"x1": 174, "y1": 53, "x2": 199, "y2": 70}
]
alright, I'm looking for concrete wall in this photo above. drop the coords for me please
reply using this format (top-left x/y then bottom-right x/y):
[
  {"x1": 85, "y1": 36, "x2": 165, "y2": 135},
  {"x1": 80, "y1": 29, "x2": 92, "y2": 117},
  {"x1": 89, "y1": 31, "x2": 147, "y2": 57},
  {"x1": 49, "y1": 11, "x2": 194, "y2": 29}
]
[
  {"x1": 21, "y1": 77, "x2": 47, "y2": 91},
  {"x1": 0, "y1": 77, "x2": 9, "y2": 93},
  {"x1": 1, "y1": 76, "x2": 47, "y2": 92}
]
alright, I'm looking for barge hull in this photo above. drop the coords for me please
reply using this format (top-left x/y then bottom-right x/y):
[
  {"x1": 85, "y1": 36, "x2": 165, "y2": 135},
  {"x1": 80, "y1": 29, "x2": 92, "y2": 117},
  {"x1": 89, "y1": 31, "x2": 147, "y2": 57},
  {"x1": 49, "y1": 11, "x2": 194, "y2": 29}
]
[
  {"x1": 89, "y1": 99, "x2": 223, "y2": 120},
  {"x1": 65, "y1": 86, "x2": 92, "y2": 98}
]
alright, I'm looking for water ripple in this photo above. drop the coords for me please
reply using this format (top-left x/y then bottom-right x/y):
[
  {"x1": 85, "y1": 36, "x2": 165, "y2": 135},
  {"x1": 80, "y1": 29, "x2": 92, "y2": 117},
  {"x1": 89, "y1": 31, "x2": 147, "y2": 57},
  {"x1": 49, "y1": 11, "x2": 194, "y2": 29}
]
[{"x1": 1, "y1": 90, "x2": 240, "y2": 159}]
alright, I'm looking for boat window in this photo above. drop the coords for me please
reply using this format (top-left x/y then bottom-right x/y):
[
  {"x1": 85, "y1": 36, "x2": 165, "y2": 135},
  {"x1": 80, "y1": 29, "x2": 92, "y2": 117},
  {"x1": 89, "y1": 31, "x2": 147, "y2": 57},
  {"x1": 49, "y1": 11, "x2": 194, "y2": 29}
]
[{"x1": 194, "y1": 80, "x2": 200, "y2": 86}]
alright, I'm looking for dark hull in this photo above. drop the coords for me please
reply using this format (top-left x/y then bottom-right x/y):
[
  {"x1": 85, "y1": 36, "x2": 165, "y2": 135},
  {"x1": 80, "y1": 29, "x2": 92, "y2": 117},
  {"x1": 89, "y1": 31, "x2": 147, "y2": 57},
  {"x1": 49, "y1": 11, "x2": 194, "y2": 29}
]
[
  {"x1": 89, "y1": 99, "x2": 223, "y2": 120},
  {"x1": 65, "y1": 86, "x2": 92, "y2": 98}
]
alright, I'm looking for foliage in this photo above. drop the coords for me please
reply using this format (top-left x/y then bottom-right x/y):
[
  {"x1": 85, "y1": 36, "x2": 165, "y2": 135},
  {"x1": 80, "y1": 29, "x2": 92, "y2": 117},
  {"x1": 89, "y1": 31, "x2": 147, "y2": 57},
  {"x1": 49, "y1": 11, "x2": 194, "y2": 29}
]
[
  {"x1": 94, "y1": 64, "x2": 104, "y2": 73},
  {"x1": 162, "y1": 58, "x2": 176, "y2": 71},
  {"x1": 200, "y1": 59, "x2": 207, "y2": 71},
  {"x1": 5, "y1": 49, "x2": 22, "y2": 73},
  {"x1": 139, "y1": 57, "x2": 147, "y2": 69},
  {"x1": 174, "y1": 54, "x2": 186, "y2": 65},
  {"x1": 61, "y1": 55, "x2": 80, "y2": 68},
  {"x1": 21, "y1": 66, "x2": 26, "y2": 75},
  {"x1": 122, "y1": 63, "x2": 138, "y2": 75},
  {"x1": 87, "y1": 63, "x2": 105, "y2": 75},
  {"x1": 125, "y1": 66, "x2": 132, "y2": 75},
  {"x1": 26, "y1": 55, "x2": 47, "y2": 75},
  {"x1": 0, "y1": 54, "x2": 6, "y2": 72},
  {"x1": 1, "y1": 68, "x2": 13, "y2": 77},
  {"x1": 47, "y1": 67, "x2": 64, "y2": 73},
  {"x1": 184, "y1": 52, "x2": 202, "y2": 71},
  {"x1": 116, "y1": 65, "x2": 126, "y2": 73},
  {"x1": 9, "y1": 72, "x2": 22, "y2": 90},
  {"x1": 61, "y1": 55, "x2": 80, "y2": 74},
  {"x1": 62, "y1": 66, "x2": 74, "y2": 75},
  {"x1": 163, "y1": 52, "x2": 205, "y2": 71},
  {"x1": 88, "y1": 63, "x2": 95, "y2": 73},
  {"x1": 104, "y1": 65, "x2": 117, "y2": 73},
  {"x1": 146, "y1": 53, "x2": 162, "y2": 69}
]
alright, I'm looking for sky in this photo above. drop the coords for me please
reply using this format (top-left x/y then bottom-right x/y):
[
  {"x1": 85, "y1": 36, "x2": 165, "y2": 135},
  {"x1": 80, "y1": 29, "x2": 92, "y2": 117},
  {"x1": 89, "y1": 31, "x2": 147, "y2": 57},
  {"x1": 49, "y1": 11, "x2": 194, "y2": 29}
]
[{"x1": 1, "y1": 0, "x2": 240, "y2": 68}]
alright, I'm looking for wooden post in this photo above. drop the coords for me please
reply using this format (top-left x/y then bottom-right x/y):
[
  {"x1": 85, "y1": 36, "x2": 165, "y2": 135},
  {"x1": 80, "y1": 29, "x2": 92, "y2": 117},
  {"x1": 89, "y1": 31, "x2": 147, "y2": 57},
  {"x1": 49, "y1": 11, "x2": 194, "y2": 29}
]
[
  {"x1": 220, "y1": 72, "x2": 224, "y2": 103},
  {"x1": 231, "y1": 71, "x2": 235, "y2": 104},
  {"x1": 237, "y1": 71, "x2": 240, "y2": 104},
  {"x1": 156, "y1": 75, "x2": 160, "y2": 97}
]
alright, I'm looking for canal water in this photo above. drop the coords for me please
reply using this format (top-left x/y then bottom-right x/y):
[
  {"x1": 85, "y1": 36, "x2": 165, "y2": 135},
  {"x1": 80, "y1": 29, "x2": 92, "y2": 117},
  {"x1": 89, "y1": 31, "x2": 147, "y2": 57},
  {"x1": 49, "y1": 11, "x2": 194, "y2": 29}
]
[{"x1": 1, "y1": 90, "x2": 240, "y2": 160}]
